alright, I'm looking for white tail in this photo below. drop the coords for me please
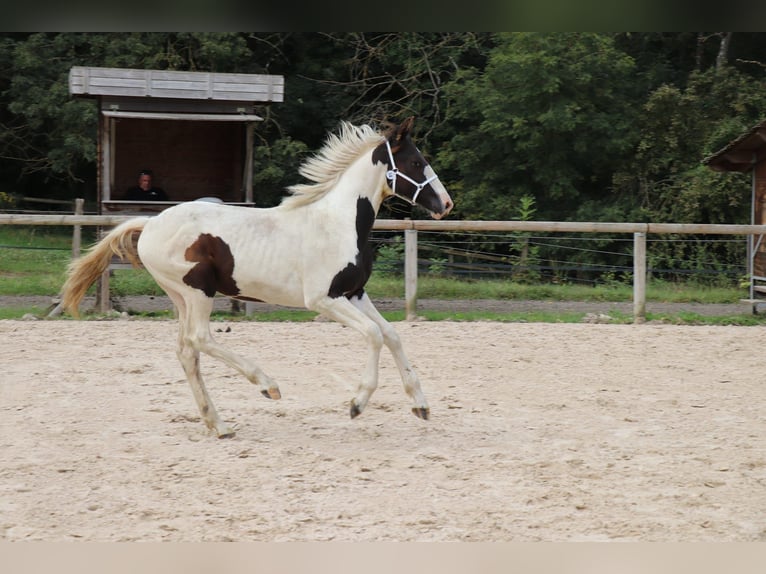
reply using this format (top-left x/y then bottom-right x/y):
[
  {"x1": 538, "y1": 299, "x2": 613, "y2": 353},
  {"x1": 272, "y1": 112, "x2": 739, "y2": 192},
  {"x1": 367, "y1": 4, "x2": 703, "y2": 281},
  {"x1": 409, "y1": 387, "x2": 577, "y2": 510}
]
[{"x1": 61, "y1": 217, "x2": 149, "y2": 316}]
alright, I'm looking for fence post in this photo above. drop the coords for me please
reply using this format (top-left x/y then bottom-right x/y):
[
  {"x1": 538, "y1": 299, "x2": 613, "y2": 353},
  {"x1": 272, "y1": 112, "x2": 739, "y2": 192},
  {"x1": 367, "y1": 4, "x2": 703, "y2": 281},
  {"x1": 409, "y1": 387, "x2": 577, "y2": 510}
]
[
  {"x1": 72, "y1": 198, "x2": 84, "y2": 258},
  {"x1": 97, "y1": 267, "x2": 112, "y2": 313},
  {"x1": 633, "y1": 231, "x2": 647, "y2": 323},
  {"x1": 404, "y1": 228, "x2": 418, "y2": 321}
]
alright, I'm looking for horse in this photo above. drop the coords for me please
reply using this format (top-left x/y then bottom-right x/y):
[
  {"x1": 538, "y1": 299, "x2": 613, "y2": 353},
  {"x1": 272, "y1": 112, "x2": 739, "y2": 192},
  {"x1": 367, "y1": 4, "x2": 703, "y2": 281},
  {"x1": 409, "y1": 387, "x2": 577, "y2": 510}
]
[{"x1": 61, "y1": 117, "x2": 453, "y2": 438}]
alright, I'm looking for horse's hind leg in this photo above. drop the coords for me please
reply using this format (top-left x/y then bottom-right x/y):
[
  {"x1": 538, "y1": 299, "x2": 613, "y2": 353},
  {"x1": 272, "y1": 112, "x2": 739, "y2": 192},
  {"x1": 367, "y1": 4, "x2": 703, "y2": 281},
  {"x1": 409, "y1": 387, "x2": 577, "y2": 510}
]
[
  {"x1": 182, "y1": 292, "x2": 281, "y2": 400},
  {"x1": 167, "y1": 289, "x2": 235, "y2": 438},
  {"x1": 177, "y1": 342, "x2": 235, "y2": 438},
  {"x1": 350, "y1": 293, "x2": 430, "y2": 420}
]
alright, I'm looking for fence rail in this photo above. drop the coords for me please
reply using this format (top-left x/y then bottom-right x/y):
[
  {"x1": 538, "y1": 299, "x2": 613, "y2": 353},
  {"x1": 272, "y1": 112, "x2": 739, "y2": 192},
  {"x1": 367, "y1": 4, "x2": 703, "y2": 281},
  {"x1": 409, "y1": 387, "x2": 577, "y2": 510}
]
[
  {"x1": 3, "y1": 213, "x2": 766, "y2": 236},
  {"x1": 3, "y1": 213, "x2": 766, "y2": 322}
]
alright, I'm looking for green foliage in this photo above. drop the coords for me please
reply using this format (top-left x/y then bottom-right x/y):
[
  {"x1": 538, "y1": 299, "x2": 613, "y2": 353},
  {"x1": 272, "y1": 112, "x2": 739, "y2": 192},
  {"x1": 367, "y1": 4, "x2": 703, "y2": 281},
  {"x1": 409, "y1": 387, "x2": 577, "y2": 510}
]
[
  {"x1": 508, "y1": 194, "x2": 540, "y2": 283},
  {"x1": 439, "y1": 32, "x2": 638, "y2": 221},
  {"x1": 374, "y1": 236, "x2": 405, "y2": 276},
  {"x1": 252, "y1": 136, "x2": 309, "y2": 207},
  {"x1": 614, "y1": 67, "x2": 764, "y2": 225},
  {"x1": 0, "y1": 191, "x2": 15, "y2": 208},
  {"x1": 427, "y1": 257, "x2": 448, "y2": 275}
]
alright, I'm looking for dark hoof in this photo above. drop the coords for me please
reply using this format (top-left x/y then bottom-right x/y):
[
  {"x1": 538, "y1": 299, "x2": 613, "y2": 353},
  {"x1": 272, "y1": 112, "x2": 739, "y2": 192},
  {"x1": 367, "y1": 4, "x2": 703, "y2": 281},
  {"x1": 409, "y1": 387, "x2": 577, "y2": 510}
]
[
  {"x1": 262, "y1": 388, "x2": 281, "y2": 400},
  {"x1": 216, "y1": 425, "x2": 236, "y2": 439},
  {"x1": 350, "y1": 402, "x2": 362, "y2": 419},
  {"x1": 412, "y1": 407, "x2": 430, "y2": 420}
]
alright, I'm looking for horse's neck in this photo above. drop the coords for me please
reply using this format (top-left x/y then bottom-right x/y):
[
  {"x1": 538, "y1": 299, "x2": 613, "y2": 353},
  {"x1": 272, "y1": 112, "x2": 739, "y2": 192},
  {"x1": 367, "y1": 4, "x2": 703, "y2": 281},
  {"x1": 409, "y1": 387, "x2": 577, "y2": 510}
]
[{"x1": 320, "y1": 152, "x2": 387, "y2": 214}]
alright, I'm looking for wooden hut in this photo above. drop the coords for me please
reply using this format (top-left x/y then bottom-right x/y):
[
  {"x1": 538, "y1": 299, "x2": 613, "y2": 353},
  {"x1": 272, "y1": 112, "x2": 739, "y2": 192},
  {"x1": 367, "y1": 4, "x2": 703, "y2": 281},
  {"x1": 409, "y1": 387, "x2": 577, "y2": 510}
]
[
  {"x1": 68, "y1": 66, "x2": 284, "y2": 213},
  {"x1": 68, "y1": 66, "x2": 284, "y2": 311},
  {"x1": 704, "y1": 119, "x2": 766, "y2": 305}
]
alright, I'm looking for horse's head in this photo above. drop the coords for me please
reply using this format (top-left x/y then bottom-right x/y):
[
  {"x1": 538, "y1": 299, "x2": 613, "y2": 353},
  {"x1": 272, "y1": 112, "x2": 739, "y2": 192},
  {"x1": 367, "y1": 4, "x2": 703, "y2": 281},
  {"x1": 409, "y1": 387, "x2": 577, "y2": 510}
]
[{"x1": 375, "y1": 117, "x2": 453, "y2": 220}]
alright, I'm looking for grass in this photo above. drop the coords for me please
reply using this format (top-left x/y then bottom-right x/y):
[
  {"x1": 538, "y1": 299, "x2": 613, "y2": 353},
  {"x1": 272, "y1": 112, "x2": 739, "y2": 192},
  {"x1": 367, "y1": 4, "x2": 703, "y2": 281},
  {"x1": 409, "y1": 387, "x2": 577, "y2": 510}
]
[
  {"x1": 0, "y1": 225, "x2": 76, "y2": 295},
  {"x1": 1, "y1": 225, "x2": 763, "y2": 325},
  {"x1": 365, "y1": 274, "x2": 743, "y2": 304}
]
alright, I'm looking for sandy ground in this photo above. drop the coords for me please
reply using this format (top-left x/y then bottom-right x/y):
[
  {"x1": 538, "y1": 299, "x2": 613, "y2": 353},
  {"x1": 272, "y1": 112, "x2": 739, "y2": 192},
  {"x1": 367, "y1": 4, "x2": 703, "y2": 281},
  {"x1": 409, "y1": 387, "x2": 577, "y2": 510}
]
[{"x1": 1, "y1": 318, "x2": 765, "y2": 541}]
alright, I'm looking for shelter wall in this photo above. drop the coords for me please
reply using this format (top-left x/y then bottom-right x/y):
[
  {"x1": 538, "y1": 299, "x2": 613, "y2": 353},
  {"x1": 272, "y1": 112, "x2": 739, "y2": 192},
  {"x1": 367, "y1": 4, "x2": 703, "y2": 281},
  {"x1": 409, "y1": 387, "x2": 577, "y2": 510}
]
[{"x1": 113, "y1": 119, "x2": 244, "y2": 202}]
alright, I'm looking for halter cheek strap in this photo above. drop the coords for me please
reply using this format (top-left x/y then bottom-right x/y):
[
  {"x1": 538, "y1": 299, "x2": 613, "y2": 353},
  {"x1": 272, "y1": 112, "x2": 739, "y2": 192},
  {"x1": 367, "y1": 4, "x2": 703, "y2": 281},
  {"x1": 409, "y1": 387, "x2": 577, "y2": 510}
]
[{"x1": 385, "y1": 140, "x2": 439, "y2": 205}]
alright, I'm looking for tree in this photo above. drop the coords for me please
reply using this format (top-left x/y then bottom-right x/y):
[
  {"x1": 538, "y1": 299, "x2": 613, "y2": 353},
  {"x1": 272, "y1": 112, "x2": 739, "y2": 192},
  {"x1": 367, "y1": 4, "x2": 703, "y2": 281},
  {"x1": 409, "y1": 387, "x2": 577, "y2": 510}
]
[
  {"x1": 0, "y1": 33, "x2": 255, "y2": 197},
  {"x1": 437, "y1": 33, "x2": 638, "y2": 221},
  {"x1": 251, "y1": 136, "x2": 309, "y2": 207},
  {"x1": 311, "y1": 33, "x2": 491, "y2": 144},
  {"x1": 614, "y1": 66, "x2": 766, "y2": 224}
]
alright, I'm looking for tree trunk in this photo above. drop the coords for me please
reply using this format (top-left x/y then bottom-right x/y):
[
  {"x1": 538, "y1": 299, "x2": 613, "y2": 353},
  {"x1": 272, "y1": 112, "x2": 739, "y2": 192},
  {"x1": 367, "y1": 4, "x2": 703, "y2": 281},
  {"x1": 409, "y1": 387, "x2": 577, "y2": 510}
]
[
  {"x1": 716, "y1": 32, "x2": 732, "y2": 72},
  {"x1": 695, "y1": 33, "x2": 705, "y2": 71}
]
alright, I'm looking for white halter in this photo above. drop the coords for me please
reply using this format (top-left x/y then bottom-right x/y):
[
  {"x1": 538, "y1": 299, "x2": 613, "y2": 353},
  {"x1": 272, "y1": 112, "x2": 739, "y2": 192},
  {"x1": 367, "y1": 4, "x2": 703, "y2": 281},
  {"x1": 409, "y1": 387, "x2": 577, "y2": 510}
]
[{"x1": 385, "y1": 139, "x2": 439, "y2": 205}]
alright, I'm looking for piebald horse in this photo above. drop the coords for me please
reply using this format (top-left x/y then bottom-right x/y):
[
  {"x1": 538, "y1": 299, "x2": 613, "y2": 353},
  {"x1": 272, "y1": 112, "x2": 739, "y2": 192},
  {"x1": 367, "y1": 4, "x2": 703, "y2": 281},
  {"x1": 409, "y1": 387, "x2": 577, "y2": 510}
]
[{"x1": 61, "y1": 117, "x2": 453, "y2": 437}]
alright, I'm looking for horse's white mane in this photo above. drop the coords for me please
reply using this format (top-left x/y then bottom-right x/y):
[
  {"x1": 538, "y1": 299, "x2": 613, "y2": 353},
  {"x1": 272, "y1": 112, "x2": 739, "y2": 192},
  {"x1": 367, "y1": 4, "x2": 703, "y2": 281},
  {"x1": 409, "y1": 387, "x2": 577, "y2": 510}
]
[{"x1": 281, "y1": 121, "x2": 385, "y2": 208}]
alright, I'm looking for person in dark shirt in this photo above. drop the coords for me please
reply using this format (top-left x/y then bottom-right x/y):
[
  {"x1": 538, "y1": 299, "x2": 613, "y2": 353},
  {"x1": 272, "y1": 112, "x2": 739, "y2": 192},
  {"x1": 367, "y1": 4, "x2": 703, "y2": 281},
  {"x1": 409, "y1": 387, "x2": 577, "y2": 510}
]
[{"x1": 124, "y1": 169, "x2": 168, "y2": 201}]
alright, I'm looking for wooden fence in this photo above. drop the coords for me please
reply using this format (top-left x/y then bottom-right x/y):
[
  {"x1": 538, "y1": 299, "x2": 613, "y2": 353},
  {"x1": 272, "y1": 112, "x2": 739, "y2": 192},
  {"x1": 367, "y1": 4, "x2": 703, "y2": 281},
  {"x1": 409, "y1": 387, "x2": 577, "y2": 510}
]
[{"x1": 2, "y1": 212, "x2": 766, "y2": 322}]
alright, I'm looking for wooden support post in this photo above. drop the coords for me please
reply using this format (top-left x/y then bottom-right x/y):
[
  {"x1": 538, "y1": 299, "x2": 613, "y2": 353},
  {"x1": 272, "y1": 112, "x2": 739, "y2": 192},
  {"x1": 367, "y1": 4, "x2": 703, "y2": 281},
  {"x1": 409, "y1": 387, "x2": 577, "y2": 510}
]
[
  {"x1": 72, "y1": 198, "x2": 84, "y2": 259},
  {"x1": 245, "y1": 122, "x2": 255, "y2": 204},
  {"x1": 405, "y1": 228, "x2": 418, "y2": 321},
  {"x1": 633, "y1": 232, "x2": 647, "y2": 323},
  {"x1": 99, "y1": 268, "x2": 111, "y2": 313}
]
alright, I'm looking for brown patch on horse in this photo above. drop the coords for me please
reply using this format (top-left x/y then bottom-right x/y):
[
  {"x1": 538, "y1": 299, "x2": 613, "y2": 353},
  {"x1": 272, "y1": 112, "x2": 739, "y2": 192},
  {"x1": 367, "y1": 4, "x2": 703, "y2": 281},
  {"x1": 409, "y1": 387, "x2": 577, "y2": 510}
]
[{"x1": 183, "y1": 233, "x2": 240, "y2": 298}]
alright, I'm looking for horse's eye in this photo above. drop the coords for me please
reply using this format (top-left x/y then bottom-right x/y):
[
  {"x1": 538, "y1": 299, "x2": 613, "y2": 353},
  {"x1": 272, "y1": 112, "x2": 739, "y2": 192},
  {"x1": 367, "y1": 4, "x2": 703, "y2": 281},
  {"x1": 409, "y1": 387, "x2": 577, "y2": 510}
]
[{"x1": 413, "y1": 160, "x2": 422, "y2": 168}]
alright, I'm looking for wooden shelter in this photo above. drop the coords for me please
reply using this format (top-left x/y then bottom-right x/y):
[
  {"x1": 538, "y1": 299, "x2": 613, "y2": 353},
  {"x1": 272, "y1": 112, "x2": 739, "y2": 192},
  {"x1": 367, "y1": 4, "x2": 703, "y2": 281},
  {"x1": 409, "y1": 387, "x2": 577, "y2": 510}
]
[
  {"x1": 68, "y1": 66, "x2": 284, "y2": 213},
  {"x1": 68, "y1": 66, "x2": 284, "y2": 311},
  {"x1": 704, "y1": 119, "x2": 766, "y2": 304}
]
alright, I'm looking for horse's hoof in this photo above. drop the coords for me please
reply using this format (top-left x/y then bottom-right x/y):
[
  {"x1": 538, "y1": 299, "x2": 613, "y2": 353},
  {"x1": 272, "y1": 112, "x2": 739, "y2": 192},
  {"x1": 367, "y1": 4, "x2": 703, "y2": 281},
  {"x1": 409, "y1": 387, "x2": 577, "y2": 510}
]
[
  {"x1": 411, "y1": 407, "x2": 430, "y2": 420},
  {"x1": 350, "y1": 402, "x2": 362, "y2": 419},
  {"x1": 217, "y1": 427, "x2": 236, "y2": 439},
  {"x1": 262, "y1": 388, "x2": 281, "y2": 400}
]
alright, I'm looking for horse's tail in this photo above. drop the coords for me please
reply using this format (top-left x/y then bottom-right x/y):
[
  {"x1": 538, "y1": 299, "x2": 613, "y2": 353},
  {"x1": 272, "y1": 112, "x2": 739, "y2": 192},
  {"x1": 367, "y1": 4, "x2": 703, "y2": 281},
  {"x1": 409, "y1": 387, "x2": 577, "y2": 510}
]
[{"x1": 61, "y1": 217, "x2": 150, "y2": 317}]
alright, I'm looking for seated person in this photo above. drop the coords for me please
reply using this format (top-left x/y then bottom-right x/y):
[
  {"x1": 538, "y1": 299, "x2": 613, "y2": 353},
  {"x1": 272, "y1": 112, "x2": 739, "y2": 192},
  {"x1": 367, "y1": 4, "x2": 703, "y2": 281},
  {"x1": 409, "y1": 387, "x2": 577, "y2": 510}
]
[{"x1": 124, "y1": 169, "x2": 168, "y2": 201}]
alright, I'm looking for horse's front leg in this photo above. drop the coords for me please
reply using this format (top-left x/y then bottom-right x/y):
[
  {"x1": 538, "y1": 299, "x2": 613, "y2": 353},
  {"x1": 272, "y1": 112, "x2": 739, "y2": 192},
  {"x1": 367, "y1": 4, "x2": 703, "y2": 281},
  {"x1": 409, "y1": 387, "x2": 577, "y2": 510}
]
[
  {"x1": 310, "y1": 296, "x2": 384, "y2": 418},
  {"x1": 349, "y1": 293, "x2": 429, "y2": 420}
]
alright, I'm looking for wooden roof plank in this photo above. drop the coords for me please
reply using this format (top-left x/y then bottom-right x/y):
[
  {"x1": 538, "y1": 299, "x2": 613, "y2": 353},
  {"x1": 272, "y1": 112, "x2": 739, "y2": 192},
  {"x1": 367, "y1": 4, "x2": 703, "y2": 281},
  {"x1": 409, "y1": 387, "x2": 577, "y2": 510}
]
[
  {"x1": 69, "y1": 66, "x2": 284, "y2": 103},
  {"x1": 101, "y1": 110, "x2": 263, "y2": 121}
]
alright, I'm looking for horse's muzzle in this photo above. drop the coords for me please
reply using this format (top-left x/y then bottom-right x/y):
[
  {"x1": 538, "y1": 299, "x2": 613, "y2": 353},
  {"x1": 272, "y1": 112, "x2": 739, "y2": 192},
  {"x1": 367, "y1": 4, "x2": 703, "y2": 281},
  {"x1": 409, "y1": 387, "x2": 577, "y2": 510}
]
[
  {"x1": 432, "y1": 196, "x2": 453, "y2": 220},
  {"x1": 428, "y1": 177, "x2": 453, "y2": 220}
]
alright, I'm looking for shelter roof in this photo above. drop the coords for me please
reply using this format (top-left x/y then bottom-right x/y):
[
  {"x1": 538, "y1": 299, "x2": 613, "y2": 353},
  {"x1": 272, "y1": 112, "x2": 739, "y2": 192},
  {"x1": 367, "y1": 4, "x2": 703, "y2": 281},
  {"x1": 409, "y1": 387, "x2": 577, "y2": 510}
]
[
  {"x1": 704, "y1": 119, "x2": 766, "y2": 172},
  {"x1": 69, "y1": 66, "x2": 284, "y2": 104}
]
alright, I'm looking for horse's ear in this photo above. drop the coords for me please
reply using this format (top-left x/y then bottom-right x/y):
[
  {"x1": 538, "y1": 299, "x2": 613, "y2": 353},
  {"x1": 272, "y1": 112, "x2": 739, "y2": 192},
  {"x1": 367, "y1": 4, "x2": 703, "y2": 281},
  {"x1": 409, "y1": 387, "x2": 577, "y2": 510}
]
[
  {"x1": 379, "y1": 120, "x2": 396, "y2": 136},
  {"x1": 394, "y1": 116, "x2": 415, "y2": 144}
]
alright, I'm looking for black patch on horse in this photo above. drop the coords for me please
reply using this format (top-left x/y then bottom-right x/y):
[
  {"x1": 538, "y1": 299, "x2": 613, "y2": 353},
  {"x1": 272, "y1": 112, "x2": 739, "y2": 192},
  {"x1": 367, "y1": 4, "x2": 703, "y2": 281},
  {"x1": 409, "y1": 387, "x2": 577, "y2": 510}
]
[
  {"x1": 371, "y1": 142, "x2": 393, "y2": 171},
  {"x1": 183, "y1": 233, "x2": 240, "y2": 298},
  {"x1": 328, "y1": 197, "x2": 375, "y2": 299}
]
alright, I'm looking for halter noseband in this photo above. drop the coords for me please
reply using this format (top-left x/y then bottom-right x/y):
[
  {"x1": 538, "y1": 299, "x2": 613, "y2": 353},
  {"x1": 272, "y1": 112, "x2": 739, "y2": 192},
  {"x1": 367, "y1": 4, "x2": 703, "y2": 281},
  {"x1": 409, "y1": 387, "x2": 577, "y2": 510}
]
[{"x1": 385, "y1": 139, "x2": 438, "y2": 205}]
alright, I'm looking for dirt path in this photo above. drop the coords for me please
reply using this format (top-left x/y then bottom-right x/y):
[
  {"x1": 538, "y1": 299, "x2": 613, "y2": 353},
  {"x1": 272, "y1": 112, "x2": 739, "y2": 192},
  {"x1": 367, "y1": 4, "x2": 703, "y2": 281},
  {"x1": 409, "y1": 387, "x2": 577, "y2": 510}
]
[
  {"x1": 2, "y1": 294, "x2": 755, "y2": 317},
  {"x1": 2, "y1": 319, "x2": 765, "y2": 541}
]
